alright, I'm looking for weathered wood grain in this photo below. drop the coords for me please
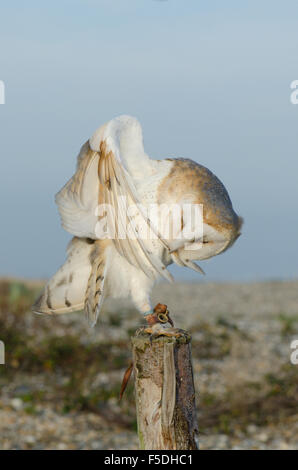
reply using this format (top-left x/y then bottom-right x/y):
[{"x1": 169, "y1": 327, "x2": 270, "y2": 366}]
[{"x1": 132, "y1": 328, "x2": 199, "y2": 450}]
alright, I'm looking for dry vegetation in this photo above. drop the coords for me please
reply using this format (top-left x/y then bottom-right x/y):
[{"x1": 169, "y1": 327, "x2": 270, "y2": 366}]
[{"x1": 0, "y1": 278, "x2": 297, "y2": 449}]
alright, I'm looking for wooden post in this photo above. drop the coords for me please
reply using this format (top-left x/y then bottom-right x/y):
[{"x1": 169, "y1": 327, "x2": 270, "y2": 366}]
[{"x1": 132, "y1": 327, "x2": 199, "y2": 450}]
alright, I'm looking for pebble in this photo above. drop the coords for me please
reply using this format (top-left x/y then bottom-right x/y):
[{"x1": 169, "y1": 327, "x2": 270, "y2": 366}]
[
  {"x1": 256, "y1": 432, "x2": 269, "y2": 443},
  {"x1": 24, "y1": 435, "x2": 36, "y2": 445},
  {"x1": 10, "y1": 398, "x2": 23, "y2": 411},
  {"x1": 247, "y1": 424, "x2": 258, "y2": 434}
]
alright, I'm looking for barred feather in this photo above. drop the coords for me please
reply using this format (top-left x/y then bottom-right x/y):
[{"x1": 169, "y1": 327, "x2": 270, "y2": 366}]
[{"x1": 84, "y1": 241, "x2": 108, "y2": 327}]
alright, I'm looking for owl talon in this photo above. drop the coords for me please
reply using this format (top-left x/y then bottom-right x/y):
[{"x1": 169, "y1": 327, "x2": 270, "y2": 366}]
[{"x1": 144, "y1": 325, "x2": 184, "y2": 339}]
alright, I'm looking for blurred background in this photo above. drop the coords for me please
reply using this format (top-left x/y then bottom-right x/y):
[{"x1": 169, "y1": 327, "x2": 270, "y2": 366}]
[{"x1": 0, "y1": 0, "x2": 297, "y2": 450}]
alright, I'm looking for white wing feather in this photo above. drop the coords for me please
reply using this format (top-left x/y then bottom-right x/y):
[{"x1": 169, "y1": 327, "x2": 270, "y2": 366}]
[
  {"x1": 32, "y1": 237, "x2": 93, "y2": 314},
  {"x1": 55, "y1": 116, "x2": 172, "y2": 282},
  {"x1": 55, "y1": 141, "x2": 99, "y2": 238},
  {"x1": 99, "y1": 139, "x2": 173, "y2": 281}
]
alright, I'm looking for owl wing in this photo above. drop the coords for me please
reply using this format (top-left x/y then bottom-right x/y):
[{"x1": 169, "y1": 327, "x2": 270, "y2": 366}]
[
  {"x1": 55, "y1": 141, "x2": 100, "y2": 238},
  {"x1": 55, "y1": 116, "x2": 173, "y2": 282},
  {"x1": 32, "y1": 237, "x2": 93, "y2": 315}
]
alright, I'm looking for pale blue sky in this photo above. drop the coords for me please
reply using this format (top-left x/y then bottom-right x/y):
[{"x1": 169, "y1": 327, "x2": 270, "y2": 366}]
[{"x1": 1, "y1": 0, "x2": 298, "y2": 281}]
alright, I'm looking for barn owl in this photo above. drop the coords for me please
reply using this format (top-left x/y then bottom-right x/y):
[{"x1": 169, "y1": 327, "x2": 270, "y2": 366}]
[{"x1": 33, "y1": 115, "x2": 242, "y2": 328}]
